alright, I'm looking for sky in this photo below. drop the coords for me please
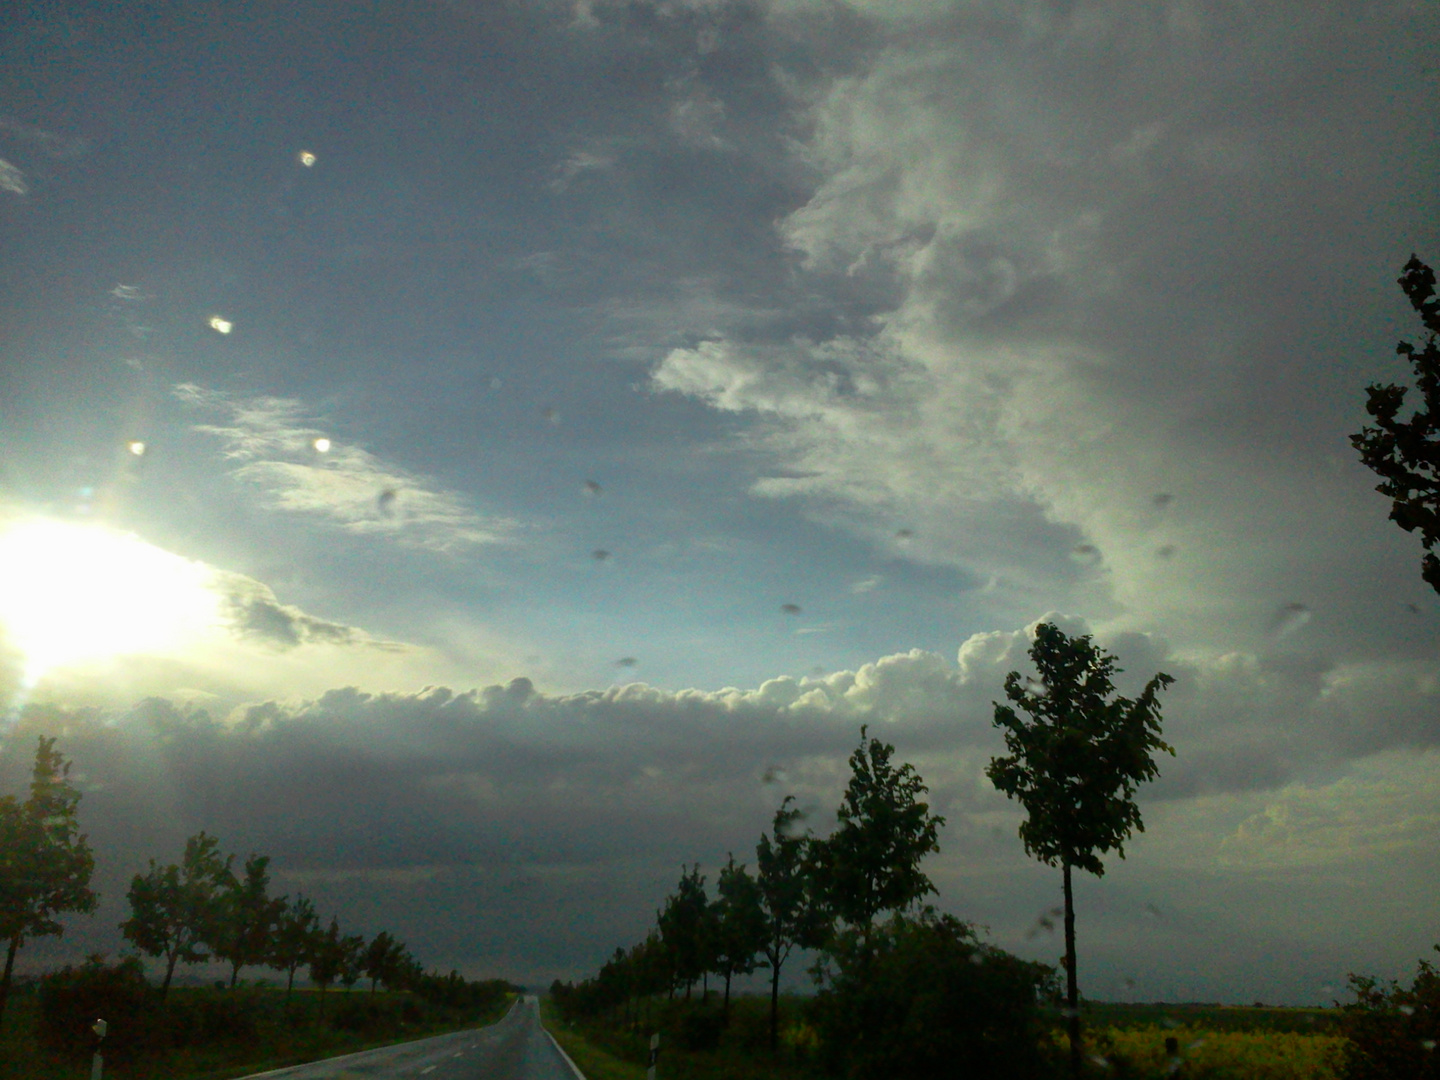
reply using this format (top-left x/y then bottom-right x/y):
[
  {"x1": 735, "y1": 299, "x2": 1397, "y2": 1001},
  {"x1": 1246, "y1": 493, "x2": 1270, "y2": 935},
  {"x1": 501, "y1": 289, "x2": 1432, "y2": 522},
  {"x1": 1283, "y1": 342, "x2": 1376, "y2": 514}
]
[{"x1": 0, "y1": 0, "x2": 1437, "y2": 1006}]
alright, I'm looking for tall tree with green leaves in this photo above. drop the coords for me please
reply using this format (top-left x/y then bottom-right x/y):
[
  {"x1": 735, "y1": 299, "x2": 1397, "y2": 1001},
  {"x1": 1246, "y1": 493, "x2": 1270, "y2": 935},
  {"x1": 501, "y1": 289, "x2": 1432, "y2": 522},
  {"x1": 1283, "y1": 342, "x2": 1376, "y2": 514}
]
[
  {"x1": 986, "y1": 622, "x2": 1174, "y2": 1080},
  {"x1": 364, "y1": 930, "x2": 407, "y2": 994},
  {"x1": 268, "y1": 893, "x2": 321, "y2": 1001},
  {"x1": 338, "y1": 930, "x2": 367, "y2": 992},
  {"x1": 755, "y1": 795, "x2": 824, "y2": 1053},
  {"x1": 656, "y1": 863, "x2": 711, "y2": 1000},
  {"x1": 120, "y1": 830, "x2": 231, "y2": 999},
  {"x1": 818, "y1": 726, "x2": 944, "y2": 953},
  {"x1": 1351, "y1": 256, "x2": 1440, "y2": 593},
  {"x1": 714, "y1": 853, "x2": 766, "y2": 1022},
  {"x1": 210, "y1": 852, "x2": 284, "y2": 988},
  {"x1": 309, "y1": 916, "x2": 346, "y2": 1012},
  {"x1": 0, "y1": 737, "x2": 98, "y2": 1032}
]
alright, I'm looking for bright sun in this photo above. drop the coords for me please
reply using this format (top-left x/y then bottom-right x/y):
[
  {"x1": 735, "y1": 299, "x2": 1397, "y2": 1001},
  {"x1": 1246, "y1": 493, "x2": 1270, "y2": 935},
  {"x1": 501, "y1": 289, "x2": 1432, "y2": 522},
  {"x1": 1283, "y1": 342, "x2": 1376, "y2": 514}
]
[{"x1": 0, "y1": 517, "x2": 222, "y2": 683}]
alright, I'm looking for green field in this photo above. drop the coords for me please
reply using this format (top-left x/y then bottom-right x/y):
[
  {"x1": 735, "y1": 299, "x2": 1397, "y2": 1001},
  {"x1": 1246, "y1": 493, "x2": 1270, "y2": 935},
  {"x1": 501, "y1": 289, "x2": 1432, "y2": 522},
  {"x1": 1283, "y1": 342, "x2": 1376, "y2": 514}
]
[{"x1": 545, "y1": 994, "x2": 1355, "y2": 1080}]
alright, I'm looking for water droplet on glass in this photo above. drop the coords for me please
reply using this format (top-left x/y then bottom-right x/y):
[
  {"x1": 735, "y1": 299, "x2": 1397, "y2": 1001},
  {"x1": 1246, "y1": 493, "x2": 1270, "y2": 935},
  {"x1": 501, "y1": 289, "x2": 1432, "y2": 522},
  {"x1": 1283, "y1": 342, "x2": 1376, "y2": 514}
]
[
  {"x1": 1156, "y1": 545, "x2": 1176, "y2": 559},
  {"x1": 208, "y1": 315, "x2": 233, "y2": 334},
  {"x1": 378, "y1": 489, "x2": 398, "y2": 515},
  {"x1": 583, "y1": 479, "x2": 601, "y2": 495},
  {"x1": 111, "y1": 284, "x2": 145, "y2": 301},
  {"x1": 1268, "y1": 602, "x2": 1311, "y2": 639},
  {"x1": 297, "y1": 150, "x2": 317, "y2": 167},
  {"x1": 1404, "y1": 602, "x2": 1420, "y2": 614},
  {"x1": 128, "y1": 440, "x2": 146, "y2": 456},
  {"x1": 542, "y1": 406, "x2": 560, "y2": 424},
  {"x1": 1399, "y1": 1004, "x2": 1415, "y2": 1016},
  {"x1": 313, "y1": 437, "x2": 331, "y2": 453},
  {"x1": 592, "y1": 549, "x2": 610, "y2": 561},
  {"x1": 1144, "y1": 902, "x2": 1162, "y2": 918},
  {"x1": 896, "y1": 528, "x2": 914, "y2": 540},
  {"x1": 1153, "y1": 492, "x2": 1173, "y2": 507},
  {"x1": 615, "y1": 657, "x2": 638, "y2": 667},
  {"x1": 762, "y1": 766, "x2": 786, "y2": 784},
  {"x1": 1422, "y1": 1039, "x2": 1436, "y2": 1051},
  {"x1": 780, "y1": 603, "x2": 801, "y2": 615}
]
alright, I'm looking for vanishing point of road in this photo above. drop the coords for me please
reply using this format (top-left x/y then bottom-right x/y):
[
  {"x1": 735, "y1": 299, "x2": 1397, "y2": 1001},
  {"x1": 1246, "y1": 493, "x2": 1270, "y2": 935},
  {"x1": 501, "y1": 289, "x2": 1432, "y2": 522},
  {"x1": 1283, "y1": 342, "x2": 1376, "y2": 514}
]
[{"x1": 238, "y1": 996, "x2": 585, "y2": 1080}]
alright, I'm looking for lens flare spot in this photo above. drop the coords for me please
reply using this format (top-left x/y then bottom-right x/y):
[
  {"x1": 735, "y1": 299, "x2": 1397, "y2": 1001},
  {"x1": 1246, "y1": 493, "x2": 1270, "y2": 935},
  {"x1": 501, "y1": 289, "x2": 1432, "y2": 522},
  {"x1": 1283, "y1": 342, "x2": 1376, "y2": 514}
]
[
  {"x1": 298, "y1": 150, "x2": 317, "y2": 167},
  {"x1": 128, "y1": 440, "x2": 146, "y2": 456},
  {"x1": 208, "y1": 316, "x2": 233, "y2": 334},
  {"x1": 313, "y1": 437, "x2": 331, "y2": 453}
]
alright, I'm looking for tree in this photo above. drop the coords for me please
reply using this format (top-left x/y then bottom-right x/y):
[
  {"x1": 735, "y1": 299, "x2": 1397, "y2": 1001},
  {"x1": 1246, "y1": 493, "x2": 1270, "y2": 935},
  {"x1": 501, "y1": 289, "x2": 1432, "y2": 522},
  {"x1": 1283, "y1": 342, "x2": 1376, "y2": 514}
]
[
  {"x1": 713, "y1": 853, "x2": 766, "y2": 1023},
  {"x1": 812, "y1": 909, "x2": 1058, "y2": 1080},
  {"x1": 817, "y1": 726, "x2": 945, "y2": 951},
  {"x1": 308, "y1": 916, "x2": 350, "y2": 1013},
  {"x1": 210, "y1": 853, "x2": 284, "y2": 989},
  {"x1": 754, "y1": 795, "x2": 824, "y2": 1052},
  {"x1": 1351, "y1": 256, "x2": 1440, "y2": 593},
  {"x1": 0, "y1": 737, "x2": 98, "y2": 1032},
  {"x1": 986, "y1": 622, "x2": 1174, "y2": 1080},
  {"x1": 268, "y1": 893, "x2": 320, "y2": 1001},
  {"x1": 338, "y1": 930, "x2": 366, "y2": 992},
  {"x1": 120, "y1": 830, "x2": 231, "y2": 999},
  {"x1": 364, "y1": 930, "x2": 407, "y2": 994},
  {"x1": 656, "y1": 864, "x2": 711, "y2": 1000}
]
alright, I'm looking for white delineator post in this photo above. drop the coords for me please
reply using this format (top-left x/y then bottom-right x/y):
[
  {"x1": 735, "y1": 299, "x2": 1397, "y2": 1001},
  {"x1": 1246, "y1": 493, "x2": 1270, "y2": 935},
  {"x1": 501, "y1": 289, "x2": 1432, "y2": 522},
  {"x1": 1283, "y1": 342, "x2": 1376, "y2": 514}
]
[
  {"x1": 90, "y1": 1019, "x2": 107, "y2": 1080},
  {"x1": 646, "y1": 1031, "x2": 660, "y2": 1080}
]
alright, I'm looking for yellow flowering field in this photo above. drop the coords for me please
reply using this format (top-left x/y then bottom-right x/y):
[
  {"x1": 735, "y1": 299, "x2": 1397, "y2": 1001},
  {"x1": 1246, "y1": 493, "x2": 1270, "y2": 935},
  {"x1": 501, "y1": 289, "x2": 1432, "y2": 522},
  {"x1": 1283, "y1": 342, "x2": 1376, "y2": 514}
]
[{"x1": 1055, "y1": 1024, "x2": 1349, "y2": 1079}]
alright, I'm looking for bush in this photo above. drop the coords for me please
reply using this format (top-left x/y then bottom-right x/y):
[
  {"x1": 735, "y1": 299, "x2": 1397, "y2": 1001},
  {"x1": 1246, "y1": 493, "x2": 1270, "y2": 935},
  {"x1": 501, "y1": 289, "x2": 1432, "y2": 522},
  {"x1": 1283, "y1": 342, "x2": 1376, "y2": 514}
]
[
  {"x1": 163, "y1": 989, "x2": 263, "y2": 1046},
  {"x1": 38, "y1": 954, "x2": 156, "y2": 1062},
  {"x1": 811, "y1": 910, "x2": 1059, "y2": 1080},
  {"x1": 1340, "y1": 948, "x2": 1440, "y2": 1080}
]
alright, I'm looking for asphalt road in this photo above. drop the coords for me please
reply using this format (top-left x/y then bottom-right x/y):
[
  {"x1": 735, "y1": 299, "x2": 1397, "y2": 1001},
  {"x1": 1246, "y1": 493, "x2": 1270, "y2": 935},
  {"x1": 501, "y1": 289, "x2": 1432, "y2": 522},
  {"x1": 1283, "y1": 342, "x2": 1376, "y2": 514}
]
[{"x1": 238, "y1": 996, "x2": 584, "y2": 1080}]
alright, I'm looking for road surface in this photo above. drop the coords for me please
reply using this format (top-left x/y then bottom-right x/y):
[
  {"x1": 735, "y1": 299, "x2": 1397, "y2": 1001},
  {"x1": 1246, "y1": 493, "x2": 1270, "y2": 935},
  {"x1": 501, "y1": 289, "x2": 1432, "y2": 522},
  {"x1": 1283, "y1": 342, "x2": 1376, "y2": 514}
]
[{"x1": 238, "y1": 996, "x2": 585, "y2": 1080}]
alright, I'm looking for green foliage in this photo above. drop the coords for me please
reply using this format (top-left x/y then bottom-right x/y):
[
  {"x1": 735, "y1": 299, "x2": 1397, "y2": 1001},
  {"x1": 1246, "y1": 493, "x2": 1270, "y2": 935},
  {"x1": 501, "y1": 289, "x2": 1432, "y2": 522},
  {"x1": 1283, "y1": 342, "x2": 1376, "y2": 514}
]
[
  {"x1": 755, "y1": 794, "x2": 825, "y2": 1050},
  {"x1": 1339, "y1": 947, "x2": 1440, "y2": 1080},
  {"x1": 987, "y1": 622, "x2": 1174, "y2": 1077},
  {"x1": 120, "y1": 830, "x2": 231, "y2": 998},
  {"x1": 658, "y1": 864, "x2": 713, "y2": 998},
  {"x1": 0, "y1": 737, "x2": 98, "y2": 1031},
  {"x1": 364, "y1": 930, "x2": 410, "y2": 994},
  {"x1": 1351, "y1": 256, "x2": 1440, "y2": 594},
  {"x1": 811, "y1": 909, "x2": 1059, "y2": 1080},
  {"x1": 309, "y1": 916, "x2": 347, "y2": 996},
  {"x1": 986, "y1": 625, "x2": 1174, "y2": 876},
  {"x1": 816, "y1": 726, "x2": 944, "y2": 935},
  {"x1": 713, "y1": 854, "x2": 765, "y2": 1012},
  {"x1": 268, "y1": 893, "x2": 321, "y2": 997},
  {"x1": 37, "y1": 954, "x2": 153, "y2": 1063},
  {"x1": 210, "y1": 852, "x2": 285, "y2": 988}
]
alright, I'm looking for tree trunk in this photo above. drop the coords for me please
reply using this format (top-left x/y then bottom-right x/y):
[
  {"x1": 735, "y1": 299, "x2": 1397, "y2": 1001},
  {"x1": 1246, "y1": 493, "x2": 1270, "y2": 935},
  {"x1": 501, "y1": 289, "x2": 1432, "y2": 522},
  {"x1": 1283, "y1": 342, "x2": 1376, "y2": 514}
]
[
  {"x1": 162, "y1": 950, "x2": 180, "y2": 1001},
  {"x1": 1063, "y1": 858, "x2": 1081, "y2": 1080},
  {"x1": 0, "y1": 932, "x2": 20, "y2": 1034},
  {"x1": 723, "y1": 968, "x2": 732, "y2": 1025},
  {"x1": 286, "y1": 965, "x2": 297, "y2": 1002},
  {"x1": 701, "y1": 969, "x2": 708, "y2": 1005},
  {"x1": 768, "y1": 952, "x2": 781, "y2": 1054},
  {"x1": 230, "y1": 960, "x2": 241, "y2": 989}
]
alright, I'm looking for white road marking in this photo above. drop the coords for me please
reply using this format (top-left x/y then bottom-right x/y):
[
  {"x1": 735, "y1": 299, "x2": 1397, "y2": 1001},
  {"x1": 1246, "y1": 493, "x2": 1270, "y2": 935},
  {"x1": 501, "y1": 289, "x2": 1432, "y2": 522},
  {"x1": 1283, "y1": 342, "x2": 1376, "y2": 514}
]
[{"x1": 421, "y1": 1067, "x2": 436, "y2": 1075}]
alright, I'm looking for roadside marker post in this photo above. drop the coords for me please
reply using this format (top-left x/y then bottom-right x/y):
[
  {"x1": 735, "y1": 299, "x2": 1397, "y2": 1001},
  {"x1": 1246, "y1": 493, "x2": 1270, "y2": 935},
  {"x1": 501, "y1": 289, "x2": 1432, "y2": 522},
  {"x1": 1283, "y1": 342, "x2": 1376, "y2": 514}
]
[
  {"x1": 646, "y1": 1032, "x2": 660, "y2": 1080},
  {"x1": 90, "y1": 1019, "x2": 107, "y2": 1080}
]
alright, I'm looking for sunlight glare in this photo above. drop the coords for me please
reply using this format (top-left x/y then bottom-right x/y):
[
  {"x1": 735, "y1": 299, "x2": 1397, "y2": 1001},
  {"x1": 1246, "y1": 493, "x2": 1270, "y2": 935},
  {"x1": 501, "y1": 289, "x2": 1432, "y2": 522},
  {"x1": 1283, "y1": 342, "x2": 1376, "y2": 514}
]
[{"x1": 0, "y1": 518, "x2": 222, "y2": 683}]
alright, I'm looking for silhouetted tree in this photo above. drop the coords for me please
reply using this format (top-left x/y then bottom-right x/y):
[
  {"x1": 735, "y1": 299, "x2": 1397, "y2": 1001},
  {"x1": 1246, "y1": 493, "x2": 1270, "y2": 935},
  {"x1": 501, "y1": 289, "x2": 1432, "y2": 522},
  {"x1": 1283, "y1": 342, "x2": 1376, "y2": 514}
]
[
  {"x1": 986, "y1": 622, "x2": 1174, "y2": 1080},
  {"x1": 0, "y1": 737, "x2": 98, "y2": 1032},
  {"x1": 211, "y1": 853, "x2": 284, "y2": 988},
  {"x1": 657, "y1": 864, "x2": 711, "y2": 1000},
  {"x1": 364, "y1": 930, "x2": 408, "y2": 994},
  {"x1": 815, "y1": 726, "x2": 944, "y2": 958},
  {"x1": 1352, "y1": 256, "x2": 1440, "y2": 593},
  {"x1": 120, "y1": 830, "x2": 231, "y2": 999},
  {"x1": 267, "y1": 893, "x2": 320, "y2": 1001},
  {"x1": 309, "y1": 916, "x2": 346, "y2": 1011},
  {"x1": 755, "y1": 795, "x2": 824, "y2": 1052},
  {"x1": 714, "y1": 853, "x2": 766, "y2": 1022},
  {"x1": 338, "y1": 930, "x2": 366, "y2": 992}
]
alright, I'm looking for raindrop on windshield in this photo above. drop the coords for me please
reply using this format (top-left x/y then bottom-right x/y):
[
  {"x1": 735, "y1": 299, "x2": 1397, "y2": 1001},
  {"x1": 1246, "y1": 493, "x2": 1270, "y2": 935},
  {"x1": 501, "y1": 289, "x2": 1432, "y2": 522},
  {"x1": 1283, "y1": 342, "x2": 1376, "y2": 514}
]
[{"x1": 780, "y1": 603, "x2": 801, "y2": 615}]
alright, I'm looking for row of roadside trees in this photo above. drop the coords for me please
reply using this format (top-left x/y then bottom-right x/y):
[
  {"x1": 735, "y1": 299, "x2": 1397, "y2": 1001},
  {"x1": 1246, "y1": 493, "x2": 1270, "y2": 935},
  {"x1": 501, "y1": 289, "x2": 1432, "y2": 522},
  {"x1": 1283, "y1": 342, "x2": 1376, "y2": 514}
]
[
  {"x1": 120, "y1": 830, "x2": 418, "y2": 1003},
  {"x1": 555, "y1": 622, "x2": 1178, "y2": 1080},
  {"x1": 0, "y1": 735, "x2": 434, "y2": 1035}
]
